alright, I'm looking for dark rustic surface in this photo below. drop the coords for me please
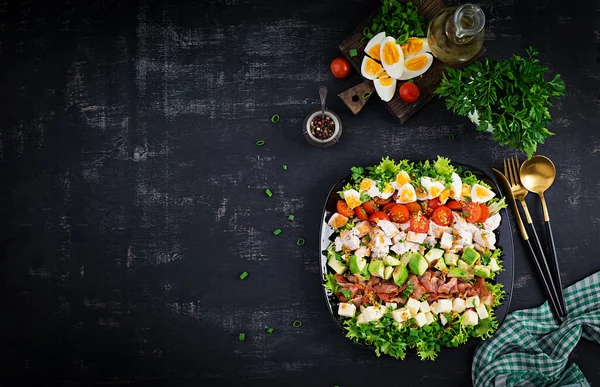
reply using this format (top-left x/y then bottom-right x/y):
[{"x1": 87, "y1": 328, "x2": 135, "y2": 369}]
[{"x1": 1, "y1": 0, "x2": 599, "y2": 386}]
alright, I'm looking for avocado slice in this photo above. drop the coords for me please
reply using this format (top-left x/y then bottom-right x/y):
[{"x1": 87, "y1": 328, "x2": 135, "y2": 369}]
[
  {"x1": 349, "y1": 255, "x2": 367, "y2": 275},
  {"x1": 383, "y1": 255, "x2": 402, "y2": 267},
  {"x1": 383, "y1": 266, "x2": 394, "y2": 280},
  {"x1": 461, "y1": 247, "x2": 480, "y2": 265},
  {"x1": 444, "y1": 252, "x2": 460, "y2": 267},
  {"x1": 474, "y1": 265, "x2": 492, "y2": 278},
  {"x1": 368, "y1": 260, "x2": 385, "y2": 278},
  {"x1": 328, "y1": 256, "x2": 347, "y2": 274},
  {"x1": 434, "y1": 257, "x2": 448, "y2": 273},
  {"x1": 408, "y1": 253, "x2": 428, "y2": 276},
  {"x1": 424, "y1": 248, "x2": 444, "y2": 265},
  {"x1": 357, "y1": 264, "x2": 371, "y2": 281},
  {"x1": 447, "y1": 267, "x2": 469, "y2": 278},
  {"x1": 392, "y1": 265, "x2": 409, "y2": 286},
  {"x1": 458, "y1": 259, "x2": 473, "y2": 273},
  {"x1": 400, "y1": 251, "x2": 412, "y2": 266}
]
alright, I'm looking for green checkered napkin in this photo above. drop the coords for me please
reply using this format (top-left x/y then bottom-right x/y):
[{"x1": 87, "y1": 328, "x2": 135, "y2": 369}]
[{"x1": 473, "y1": 271, "x2": 600, "y2": 387}]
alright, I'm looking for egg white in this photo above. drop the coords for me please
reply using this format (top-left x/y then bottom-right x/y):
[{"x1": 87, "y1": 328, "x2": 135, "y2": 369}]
[
  {"x1": 396, "y1": 183, "x2": 417, "y2": 204},
  {"x1": 398, "y1": 53, "x2": 433, "y2": 80},
  {"x1": 364, "y1": 31, "x2": 386, "y2": 61},
  {"x1": 450, "y1": 172, "x2": 463, "y2": 200},
  {"x1": 374, "y1": 76, "x2": 397, "y2": 102},
  {"x1": 470, "y1": 184, "x2": 496, "y2": 203},
  {"x1": 380, "y1": 37, "x2": 405, "y2": 79},
  {"x1": 360, "y1": 56, "x2": 384, "y2": 80}
]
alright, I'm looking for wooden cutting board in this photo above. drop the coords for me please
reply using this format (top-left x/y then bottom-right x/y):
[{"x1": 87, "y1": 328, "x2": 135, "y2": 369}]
[{"x1": 338, "y1": 0, "x2": 484, "y2": 124}]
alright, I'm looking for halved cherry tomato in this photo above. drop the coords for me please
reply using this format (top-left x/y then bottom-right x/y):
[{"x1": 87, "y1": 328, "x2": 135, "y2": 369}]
[
  {"x1": 354, "y1": 206, "x2": 369, "y2": 221},
  {"x1": 369, "y1": 211, "x2": 390, "y2": 223},
  {"x1": 446, "y1": 200, "x2": 463, "y2": 211},
  {"x1": 421, "y1": 201, "x2": 434, "y2": 218},
  {"x1": 462, "y1": 202, "x2": 482, "y2": 223},
  {"x1": 361, "y1": 201, "x2": 377, "y2": 215},
  {"x1": 389, "y1": 204, "x2": 410, "y2": 223},
  {"x1": 432, "y1": 206, "x2": 453, "y2": 226},
  {"x1": 428, "y1": 198, "x2": 442, "y2": 209},
  {"x1": 381, "y1": 202, "x2": 397, "y2": 213},
  {"x1": 373, "y1": 196, "x2": 392, "y2": 205},
  {"x1": 405, "y1": 202, "x2": 422, "y2": 215},
  {"x1": 336, "y1": 200, "x2": 355, "y2": 217},
  {"x1": 477, "y1": 203, "x2": 490, "y2": 223},
  {"x1": 410, "y1": 214, "x2": 430, "y2": 233}
]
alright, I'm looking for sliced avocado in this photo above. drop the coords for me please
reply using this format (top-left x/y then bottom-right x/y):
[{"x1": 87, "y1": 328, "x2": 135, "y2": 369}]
[
  {"x1": 408, "y1": 253, "x2": 428, "y2": 276},
  {"x1": 458, "y1": 259, "x2": 473, "y2": 273},
  {"x1": 349, "y1": 255, "x2": 367, "y2": 275},
  {"x1": 490, "y1": 258, "x2": 501, "y2": 272},
  {"x1": 392, "y1": 265, "x2": 409, "y2": 286},
  {"x1": 444, "y1": 252, "x2": 460, "y2": 267},
  {"x1": 447, "y1": 267, "x2": 469, "y2": 278},
  {"x1": 368, "y1": 260, "x2": 385, "y2": 278},
  {"x1": 357, "y1": 264, "x2": 371, "y2": 281},
  {"x1": 383, "y1": 266, "x2": 394, "y2": 280},
  {"x1": 434, "y1": 257, "x2": 448, "y2": 273},
  {"x1": 424, "y1": 248, "x2": 444, "y2": 265},
  {"x1": 400, "y1": 251, "x2": 412, "y2": 266},
  {"x1": 383, "y1": 255, "x2": 402, "y2": 267},
  {"x1": 461, "y1": 247, "x2": 480, "y2": 265},
  {"x1": 328, "y1": 256, "x2": 347, "y2": 274},
  {"x1": 473, "y1": 265, "x2": 492, "y2": 278}
]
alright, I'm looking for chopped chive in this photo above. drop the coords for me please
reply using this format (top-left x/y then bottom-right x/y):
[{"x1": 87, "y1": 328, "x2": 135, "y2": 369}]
[
  {"x1": 448, "y1": 134, "x2": 455, "y2": 140},
  {"x1": 273, "y1": 229, "x2": 282, "y2": 236},
  {"x1": 366, "y1": 33, "x2": 373, "y2": 39},
  {"x1": 292, "y1": 320, "x2": 302, "y2": 328},
  {"x1": 363, "y1": 27, "x2": 370, "y2": 35},
  {"x1": 360, "y1": 37, "x2": 369, "y2": 44},
  {"x1": 282, "y1": 164, "x2": 288, "y2": 170},
  {"x1": 296, "y1": 238, "x2": 305, "y2": 246},
  {"x1": 362, "y1": 92, "x2": 372, "y2": 99},
  {"x1": 266, "y1": 328, "x2": 274, "y2": 334},
  {"x1": 265, "y1": 189, "x2": 273, "y2": 197},
  {"x1": 239, "y1": 271, "x2": 249, "y2": 280},
  {"x1": 256, "y1": 140, "x2": 265, "y2": 146},
  {"x1": 238, "y1": 333, "x2": 246, "y2": 341},
  {"x1": 349, "y1": 49, "x2": 358, "y2": 57},
  {"x1": 270, "y1": 114, "x2": 280, "y2": 123},
  {"x1": 288, "y1": 215, "x2": 295, "y2": 221}
]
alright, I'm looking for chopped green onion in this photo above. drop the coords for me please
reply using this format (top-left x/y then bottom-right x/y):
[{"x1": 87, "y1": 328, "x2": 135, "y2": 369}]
[
  {"x1": 239, "y1": 271, "x2": 249, "y2": 280},
  {"x1": 292, "y1": 320, "x2": 302, "y2": 328},
  {"x1": 273, "y1": 229, "x2": 282, "y2": 236},
  {"x1": 296, "y1": 238, "x2": 305, "y2": 246},
  {"x1": 349, "y1": 49, "x2": 358, "y2": 57},
  {"x1": 256, "y1": 140, "x2": 265, "y2": 146},
  {"x1": 266, "y1": 328, "x2": 274, "y2": 334},
  {"x1": 363, "y1": 27, "x2": 370, "y2": 35},
  {"x1": 362, "y1": 92, "x2": 372, "y2": 99},
  {"x1": 265, "y1": 189, "x2": 273, "y2": 197},
  {"x1": 360, "y1": 37, "x2": 369, "y2": 44},
  {"x1": 282, "y1": 164, "x2": 288, "y2": 170},
  {"x1": 238, "y1": 333, "x2": 246, "y2": 341},
  {"x1": 448, "y1": 134, "x2": 455, "y2": 140},
  {"x1": 288, "y1": 215, "x2": 295, "y2": 221},
  {"x1": 270, "y1": 114, "x2": 280, "y2": 123},
  {"x1": 366, "y1": 33, "x2": 373, "y2": 39}
]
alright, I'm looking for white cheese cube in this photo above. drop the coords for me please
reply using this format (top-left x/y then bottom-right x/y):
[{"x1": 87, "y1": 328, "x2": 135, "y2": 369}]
[
  {"x1": 377, "y1": 219, "x2": 400, "y2": 238},
  {"x1": 462, "y1": 310, "x2": 479, "y2": 326},
  {"x1": 440, "y1": 314, "x2": 448, "y2": 326},
  {"x1": 419, "y1": 301, "x2": 431, "y2": 313},
  {"x1": 356, "y1": 313, "x2": 367, "y2": 325},
  {"x1": 476, "y1": 304, "x2": 489, "y2": 320},
  {"x1": 425, "y1": 312, "x2": 435, "y2": 325},
  {"x1": 399, "y1": 221, "x2": 411, "y2": 231},
  {"x1": 338, "y1": 302, "x2": 357, "y2": 317},
  {"x1": 437, "y1": 299, "x2": 453, "y2": 314},
  {"x1": 452, "y1": 298, "x2": 466, "y2": 313},
  {"x1": 406, "y1": 298, "x2": 421, "y2": 316},
  {"x1": 440, "y1": 232, "x2": 454, "y2": 250},
  {"x1": 406, "y1": 231, "x2": 427, "y2": 244},
  {"x1": 360, "y1": 305, "x2": 366, "y2": 313},
  {"x1": 362, "y1": 305, "x2": 385, "y2": 323},
  {"x1": 386, "y1": 302, "x2": 398, "y2": 310},
  {"x1": 430, "y1": 301, "x2": 440, "y2": 314},
  {"x1": 466, "y1": 295, "x2": 480, "y2": 308},
  {"x1": 391, "y1": 307, "x2": 411, "y2": 323},
  {"x1": 414, "y1": 312, "x2": 428, "y2": 327}
]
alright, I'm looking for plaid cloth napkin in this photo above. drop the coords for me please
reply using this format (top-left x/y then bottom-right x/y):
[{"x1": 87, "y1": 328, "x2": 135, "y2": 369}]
[{"x1": 472, "y1": 271, "x2": 600, "y2": 387}]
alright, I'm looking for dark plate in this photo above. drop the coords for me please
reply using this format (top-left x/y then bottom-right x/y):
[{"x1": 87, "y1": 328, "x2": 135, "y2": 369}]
[{"x1": 319, "y1": 162, "x2": 514, "y2": 350}]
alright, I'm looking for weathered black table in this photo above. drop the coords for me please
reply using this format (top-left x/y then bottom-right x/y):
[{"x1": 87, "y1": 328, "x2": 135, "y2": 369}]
[{"x1": 2, "y1": 0, "x2": 599, "y2": 385}]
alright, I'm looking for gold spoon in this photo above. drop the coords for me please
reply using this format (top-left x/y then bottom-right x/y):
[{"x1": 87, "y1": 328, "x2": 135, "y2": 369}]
[{"x1": 520, "y1": 155, "x2": 567, "y2": 315}]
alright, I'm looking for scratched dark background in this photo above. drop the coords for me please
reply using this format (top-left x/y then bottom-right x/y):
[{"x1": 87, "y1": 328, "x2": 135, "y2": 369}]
[{"x1": 1, "y1": 0, "x2": 599, "y2": 385}]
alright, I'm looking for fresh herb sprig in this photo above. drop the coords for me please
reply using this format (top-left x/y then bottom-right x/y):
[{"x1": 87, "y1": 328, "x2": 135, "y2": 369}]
[
  {"x1": 435, "y1": 47, "x2": 566, "y2": 158},
  {"x1": 363, "y1": 0, "x2": 427, "y2": 45}
]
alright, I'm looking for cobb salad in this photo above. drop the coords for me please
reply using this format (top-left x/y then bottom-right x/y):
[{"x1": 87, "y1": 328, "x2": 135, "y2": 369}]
[{"x1": 323, "y1": 157, "x2": 508, "y2": 360}]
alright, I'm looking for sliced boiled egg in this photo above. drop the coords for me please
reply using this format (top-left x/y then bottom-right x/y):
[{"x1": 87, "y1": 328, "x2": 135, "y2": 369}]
[
  {"x1": 471, "y1": 184, "x2": 496, "y2": 203},
  {"x1": 380, "y1": 37, "x2": 404, "y2": 79},
  {"x1": 378, "y1": 182, "x2": 395, "y2": 200},
  {"x1": 398, "y1": 53, "x2": 433, "y2": 80},
  {"x1": 396, "y1": 183, "x2": 417, "y2": 204},
  {"x1": 439, "y1": 189, "x2": 450, "y2": 204},
  {"x1": 416, "y1": 187, "x2": 428, "y2": 201},
  {"x1": 374, "y1": 75, "x2": 397, "y2": 102},
  {"x1": 364, "y1": 31, "x2": 386, "y2": 62},
  {"x1": 361, "y1": 56, "x2": 385, "y2": 80},
  {"x1": 343, "y1": 189, "x2": 362, "y2": 209},
  {"x1": 400, "y1": 37, "x2": 430, "y2": 57},
  {"x1": 450, "y1": 172, "x2": 462, "y2": 200},
  {"x1": 421, "y1": 177, "x2": 445, "y2": 199},
  {"x1": 391, "y1": 170, "x2": 411, "y2": 191},
  {"x1": 359, "y1": 178, "x2": 380, "y2": 198}
]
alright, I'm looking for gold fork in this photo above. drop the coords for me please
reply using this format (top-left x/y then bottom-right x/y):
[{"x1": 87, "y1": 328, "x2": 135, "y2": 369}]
[{"x1": 504, "y1": 157, "x2": 567, "y2": 317}]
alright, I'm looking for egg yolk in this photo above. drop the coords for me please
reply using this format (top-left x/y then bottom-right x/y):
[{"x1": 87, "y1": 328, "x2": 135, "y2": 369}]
[
  {"x1": 368, "y1": 44, "x2": 381, "y2": 61},
  {"x1": 406, "y1": 54, "x2": 429, "y2": 71},
  {"x1": 399, "y1": 189, "x2": 414, "y2": 202},
  {"x1": 359, "y1": 179, "x2": 373, "y2": 192},
  {"x1": 400, "y1": 38, "x2": 424, "y2": 56},
  {"x1": 462, "y1": 184, "x2": 471, "y2": 197},
  {"x1": 439, "y1": 188, "x2": 450, "y2": 203},
  {"x1": 429, "y1": 185, "x2": 443, "y2": 198},
  {"x1": 382, "y1": 41, "x2": 400, "y2": 65},
  {"x1": 474, "y1": 186, "x2": 491, "y2": 199},
  {"x1": 396, "y1": 171, "x2": 411, "y2": 186},
  {"x1": 365, "y1": 57, "x2": 383, "y2": 77},
  {"x1": 382, "y1": 183, "x2": 393, "y2": 194},
  {"x1": 379, "y1": 76, "x2": 394, "y2": 86},
  {"x1": 345, "y1": 195, "x2": 362, "y2": 209}
]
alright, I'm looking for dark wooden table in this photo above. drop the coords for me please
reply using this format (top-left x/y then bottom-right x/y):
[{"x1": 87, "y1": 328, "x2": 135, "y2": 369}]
[{"x1": 1, "y1": 0, "x2": 599, "y2": 385}]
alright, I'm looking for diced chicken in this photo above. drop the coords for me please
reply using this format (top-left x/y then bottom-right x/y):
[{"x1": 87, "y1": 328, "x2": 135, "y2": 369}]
[
  {"x1": 328, "y1": 213, "x2": 349, "y2": 229},
  {"x1": 372, "y1": 230, "x2": 392, "y2": 247},
  {"x1": 428, "y1": 221, "x2": 448, "y2": 238},
  {"x1": 456, "y1": 229, "x2": 473, "y2": 246},
  {"x1": 377, "y1": 219, "x2": 400, "y2": 238},
  {"x1": 392, "y1": 231, "x2": 407, "y2": 244},
  {"x1": 406, "y1": 231, "x2": 427, "y2": 244},
  {"x1": 474, "y1": 229, "x2": 497, "y2": 250},
  {"x1": 399, "y1": 221, "x2": 411, "y2": 231},
  {"x1": 424, "y1": 235, "x2": 437, "y2": 247},
  {"x1": 334, "y1": 237, "x2": 343, "y2": 252},
  {"x1": 354, "y1": 221, "x2": 373, "y2": 237},
  {"x1": 453, "y1": 212, "x2": 478, "y2": 234},
  {"x1": 483, "y1": 213, "x2": 501, "y2": 231},
  {"x1": 340, "y1": 230, "x2": 361, "y2": 251},
  {"x1": 355, "y1": 246, "x2": 370, "y2": 259},
  {"x1": 371, "y1": 246, "x2": 390, "y2": 258},
  {"x1": 440, "y1": 232, "x2": 454, "y2": 249}
]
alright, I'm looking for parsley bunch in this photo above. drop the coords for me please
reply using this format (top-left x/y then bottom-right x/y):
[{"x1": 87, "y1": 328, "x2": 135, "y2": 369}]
[
  {"x1": 435, "y1": 47, "x2": 566, "y2": 158},
  {"x1": 363, "y1": 0, "x2": 428, "y2": 44}
]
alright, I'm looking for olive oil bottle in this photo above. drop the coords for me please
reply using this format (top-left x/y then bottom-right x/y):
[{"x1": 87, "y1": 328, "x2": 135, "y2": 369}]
[{"x1": 427, "y1": 4, "x2": 485, "y2": 64}]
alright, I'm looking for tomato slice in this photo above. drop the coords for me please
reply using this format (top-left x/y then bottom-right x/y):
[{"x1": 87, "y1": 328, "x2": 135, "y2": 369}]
[
  {"x1": 336, "y1": 200, "x2": 355, "y2": 217},
  {"x1": 369, "y1": 211, "x2": 390, "y2": 223},
  {"x1": 462, "y1": 202, "x2": 482, "y2": 223},
  {"x1": 354, "y1": 206, "x2": 369, "y2": 221},
  {"x1": 477, "y1": 203, "x2": 490, "y2": 223},
  {"x1": 427, "y1": 198, "x2": 442, "y2": 209},
  {"x1": 431, "y1": 206, "x2": 453, "y2": 226},
  {"x1": 388, "y1": 204, "x2": 410, "y2": 223},
  {"x1": 410, "y1": 214, "x2": 430, "y2": 233},
  {"x1": 361, "y1": 201, "x2": 377, "y2": 215},
  {"x1": 405, "y1": 202, "x2": 422, "y2": 215},
  {"x1": 446, "y1": 200, "x2": 463, "y2": 211},
  {"x1": 381, "y1": 202, "x2": 397, "y2": 213}
]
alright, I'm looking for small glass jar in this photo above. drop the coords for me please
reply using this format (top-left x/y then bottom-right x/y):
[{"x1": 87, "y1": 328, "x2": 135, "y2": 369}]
[{"x1": 302, "y1": 109, "x2": 342, "y2": 148}]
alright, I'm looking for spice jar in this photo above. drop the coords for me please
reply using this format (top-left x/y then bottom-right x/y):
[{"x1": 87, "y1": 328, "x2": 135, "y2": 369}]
[{"x1": 302, "y1": 109, "x2": 342, "y2": 148}]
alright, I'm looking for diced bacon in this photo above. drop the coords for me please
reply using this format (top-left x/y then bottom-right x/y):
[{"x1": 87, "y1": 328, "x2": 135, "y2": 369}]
[
  {"x1": 377, "y1": 292, "x2": 394, "y2": 302},
  {"x1": 457, "y1": 282, "x2": 472, "y2": 294},
  {"x1": 334, "y1": 273, "x2": 348, "y2": 285},
  {"x1": 437, "y1": 277, "x2": 458, "y2": 293},
  {"x1": 419, "y1": 271, "x2": 440, "y2": 293},
  {"x1": 374, "y1": 283, "x2": 400, "y2": 294},
  {"x1": 367, "y1": 276, "x2": 381, "y2": 287},
  {"x1": 473, "y1": 277, "x2": 490, "y2": 298},
  {"x1": 408, "y1": 275, "x2": 427, "y2": 300}
]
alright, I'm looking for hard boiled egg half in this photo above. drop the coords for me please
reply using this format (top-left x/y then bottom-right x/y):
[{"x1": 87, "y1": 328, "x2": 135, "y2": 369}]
[
  {"x1": 364, "y1": 31, "x2": 385, "y2": 62},
  {"x1": 374, "y1": 73, "x2": 397, "y2": 102},
  {"x1": 398, "y1": 37, "x2": 434, "y2": 81},
  {"x1": 470, "y1": 184, "x2": 496, "y2": 203},
  {"x1": 380, "y1": 37, "x2": 405, "y2": 79}
]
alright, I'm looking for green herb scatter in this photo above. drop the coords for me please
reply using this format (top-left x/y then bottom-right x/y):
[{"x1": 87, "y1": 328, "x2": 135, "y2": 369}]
[{"x1": 364, "y1": 0, "x2": 428, "y2": 44}]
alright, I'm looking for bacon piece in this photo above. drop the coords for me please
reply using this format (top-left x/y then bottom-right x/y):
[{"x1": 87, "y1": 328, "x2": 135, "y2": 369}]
[
  {"x1": 367, "y1": 276, "x2": 381, "y2": 287},
  {"x1": 473, "y1": 277, "x2": 490, "y2": 298},
  {"x1": 374, "y1": 283, "x2": 400, "y2": 294},
  {"x1": 408, "y1": 275, "x2": 427, "y2": 300},
  {"x1": 427, "y1": 292, "x2": 452, "y2": 301},
  {"x1": 437, "y1": 277, "x2": 458, "y2": 294},
  {"x1": 457, "y1": 282, "x2": 472, "y2": 294},
  {"x1": 377, "y1": 292, "x2": 395, "y2": 302},
  {"x1": 419, "y1": 271, "x2": 440, "y2": 293},
  {"x1": 334, "y1": 273, "x2": 349, "y2": 285}
]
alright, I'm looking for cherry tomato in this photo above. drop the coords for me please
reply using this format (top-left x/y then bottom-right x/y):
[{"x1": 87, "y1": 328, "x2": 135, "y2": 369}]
[
  {"x1": 405, "y1": 202, "x2": 422, "y2": 215},
  {"x1": 446, "y1": 200, "x2": 463, "y2": 211},
  {"x1": 361, "y1": 201, "x2": 377, "y2": 215},
  {"x1": 421, "y1": 201, "x2": 434, "y2": 218},
  {"x1": 399, "y1": 82, "x2": 420, "y2": 103},
  {"x1": 462, "y1": 202, "x2": 482, "y2": 223},
  {"x1": 373, "y1": 196, "x2": 392, "y2": 205},
  {"x1": 354, "y1": 206, "x2": 369, "y2": 221},
  {"x1": 381, "y1": 202, "x2": 397, "y2": 213},
  {"x1": 427, "y1": 198, "x2": 442, "y2": 209},
  {"x1": 369, "y1": 211, "x2": 390, "y2": 223},
  {"x1": 431, "y1": 206, "x2": 453, "y2": 226},
  {"x1": 330, "y1": 58, "x2": 351, "y2": 79},
  {"x1": 336, "y1": 200, "x2": 355, "y2": 217},
  {"x1": 477, "y1": 203, "x2": 490, "y2": 223},
  {"x1": 389, "y1": 204, "x2": 410, "y2": 223},
  {"x1": 410, "y1": 214, "x2": 430, "y2": 233}
]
